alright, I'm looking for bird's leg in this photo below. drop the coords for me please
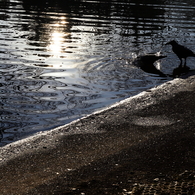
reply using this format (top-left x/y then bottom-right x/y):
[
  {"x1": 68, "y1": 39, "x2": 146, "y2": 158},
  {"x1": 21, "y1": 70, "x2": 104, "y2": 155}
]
[
  {"x1": 184, "y1": 58, "x2": 187, "y2": 67},
  {"x1": 179, "y1": 58, "x2": 183, "y2": 67}
]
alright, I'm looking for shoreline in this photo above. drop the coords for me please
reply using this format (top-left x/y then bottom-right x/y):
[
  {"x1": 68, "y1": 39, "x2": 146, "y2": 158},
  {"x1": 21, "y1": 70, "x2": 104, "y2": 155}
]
[{"x1": 0, "y1": 76, "x2": 195, "y2": 194}]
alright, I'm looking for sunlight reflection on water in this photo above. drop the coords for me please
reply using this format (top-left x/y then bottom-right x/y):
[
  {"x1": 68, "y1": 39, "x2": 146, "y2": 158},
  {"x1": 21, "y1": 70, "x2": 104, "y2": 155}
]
[{"x1": 1, "y1": 0, "x2": 195, "y2": 145}]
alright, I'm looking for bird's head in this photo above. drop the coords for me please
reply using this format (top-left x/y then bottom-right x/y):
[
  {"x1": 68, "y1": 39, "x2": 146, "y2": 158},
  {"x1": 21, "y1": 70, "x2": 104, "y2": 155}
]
[{"x1": 165, "y1": 40, "x2": 177, "y2": 46}]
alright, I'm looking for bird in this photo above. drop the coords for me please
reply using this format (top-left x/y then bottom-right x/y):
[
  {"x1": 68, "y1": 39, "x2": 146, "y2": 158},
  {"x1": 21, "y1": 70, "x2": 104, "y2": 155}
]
[
  {"x1": 166, "y1": 40, "x2": 195, "y2": 67},
  {"x1": 134, "y1": 54, "x2": 167, "y2": 77}
]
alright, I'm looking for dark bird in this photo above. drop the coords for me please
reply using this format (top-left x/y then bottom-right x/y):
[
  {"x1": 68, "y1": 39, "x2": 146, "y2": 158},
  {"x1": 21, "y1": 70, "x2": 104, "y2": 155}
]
[
  {"x1": 166, "y1": 40, "x2": 195, "y2": 67},
  {"x1": 134, "y1": 54, "x2": 167, "y2": 77}
]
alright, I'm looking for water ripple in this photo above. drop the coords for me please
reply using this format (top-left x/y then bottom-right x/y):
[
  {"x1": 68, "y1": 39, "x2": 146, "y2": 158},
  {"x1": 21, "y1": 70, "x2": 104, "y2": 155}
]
[{"x1": 1, "y1": 0, "x2": 195, "y2": 145}]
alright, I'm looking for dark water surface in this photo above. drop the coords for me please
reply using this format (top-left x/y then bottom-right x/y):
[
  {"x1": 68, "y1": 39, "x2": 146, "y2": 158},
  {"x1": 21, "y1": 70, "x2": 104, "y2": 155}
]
[{"x1": 1, "y1": 0, "x2": 195, "y2": 145}]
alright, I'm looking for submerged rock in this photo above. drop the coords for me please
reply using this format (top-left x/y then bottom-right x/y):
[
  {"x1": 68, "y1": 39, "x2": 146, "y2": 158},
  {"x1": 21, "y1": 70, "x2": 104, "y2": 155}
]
[{"x1": 133, "y1": 54, "x2": 167, "y2": 77}]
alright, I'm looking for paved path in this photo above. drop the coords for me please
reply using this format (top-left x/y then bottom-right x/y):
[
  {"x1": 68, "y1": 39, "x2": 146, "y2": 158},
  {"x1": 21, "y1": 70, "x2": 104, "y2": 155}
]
[{"x1": 0, "y1": 76, "x2": 195, "y2": 194}]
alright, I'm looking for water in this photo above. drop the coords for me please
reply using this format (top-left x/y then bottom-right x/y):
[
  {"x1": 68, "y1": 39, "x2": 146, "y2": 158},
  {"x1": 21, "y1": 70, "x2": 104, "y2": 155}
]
[{"x1": 1, "y1": 0, "x2": 195, "y2": 145}]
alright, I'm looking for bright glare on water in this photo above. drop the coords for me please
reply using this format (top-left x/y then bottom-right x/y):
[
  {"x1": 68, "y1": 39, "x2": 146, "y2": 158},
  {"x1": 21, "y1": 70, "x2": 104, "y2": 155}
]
[{"x1": 1, "y1": 0, "x2": 195, "y2": 145}]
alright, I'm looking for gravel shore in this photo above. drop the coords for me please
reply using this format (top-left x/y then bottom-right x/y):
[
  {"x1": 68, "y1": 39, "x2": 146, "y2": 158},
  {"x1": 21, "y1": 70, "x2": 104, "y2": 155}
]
[{"x1": 0, "y1": 76, "x2": 195, "y2": 194}]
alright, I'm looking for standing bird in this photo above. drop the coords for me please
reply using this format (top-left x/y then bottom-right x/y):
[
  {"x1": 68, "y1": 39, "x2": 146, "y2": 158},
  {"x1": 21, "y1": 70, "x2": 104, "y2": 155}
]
[{"x1": 166, "y1": 40, "x2": 195, "y2": 67}]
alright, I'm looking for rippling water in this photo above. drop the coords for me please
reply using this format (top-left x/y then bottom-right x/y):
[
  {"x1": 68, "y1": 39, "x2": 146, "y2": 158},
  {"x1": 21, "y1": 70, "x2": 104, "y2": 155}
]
[{"x1": 1, "y1": 0, "x2": 195, "y2": 145}]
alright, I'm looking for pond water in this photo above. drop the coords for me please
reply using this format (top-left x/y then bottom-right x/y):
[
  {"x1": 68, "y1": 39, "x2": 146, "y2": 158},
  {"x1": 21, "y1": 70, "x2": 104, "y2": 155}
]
[{"x1": 1, "y1": 0, "x2": 195, "y2": 145}]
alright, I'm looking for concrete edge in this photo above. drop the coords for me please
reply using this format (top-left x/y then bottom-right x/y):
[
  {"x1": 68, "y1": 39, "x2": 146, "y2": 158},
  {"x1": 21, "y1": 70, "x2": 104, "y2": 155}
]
[{"x1": 0, "y1": 76, "x2": 195, "y2": 164}]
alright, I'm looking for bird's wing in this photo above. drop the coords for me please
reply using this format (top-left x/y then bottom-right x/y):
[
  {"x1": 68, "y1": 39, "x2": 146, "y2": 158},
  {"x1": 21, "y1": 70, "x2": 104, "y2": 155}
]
[{"x1": 174, "y1": 44, "x2": 194, "y2": 58}]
